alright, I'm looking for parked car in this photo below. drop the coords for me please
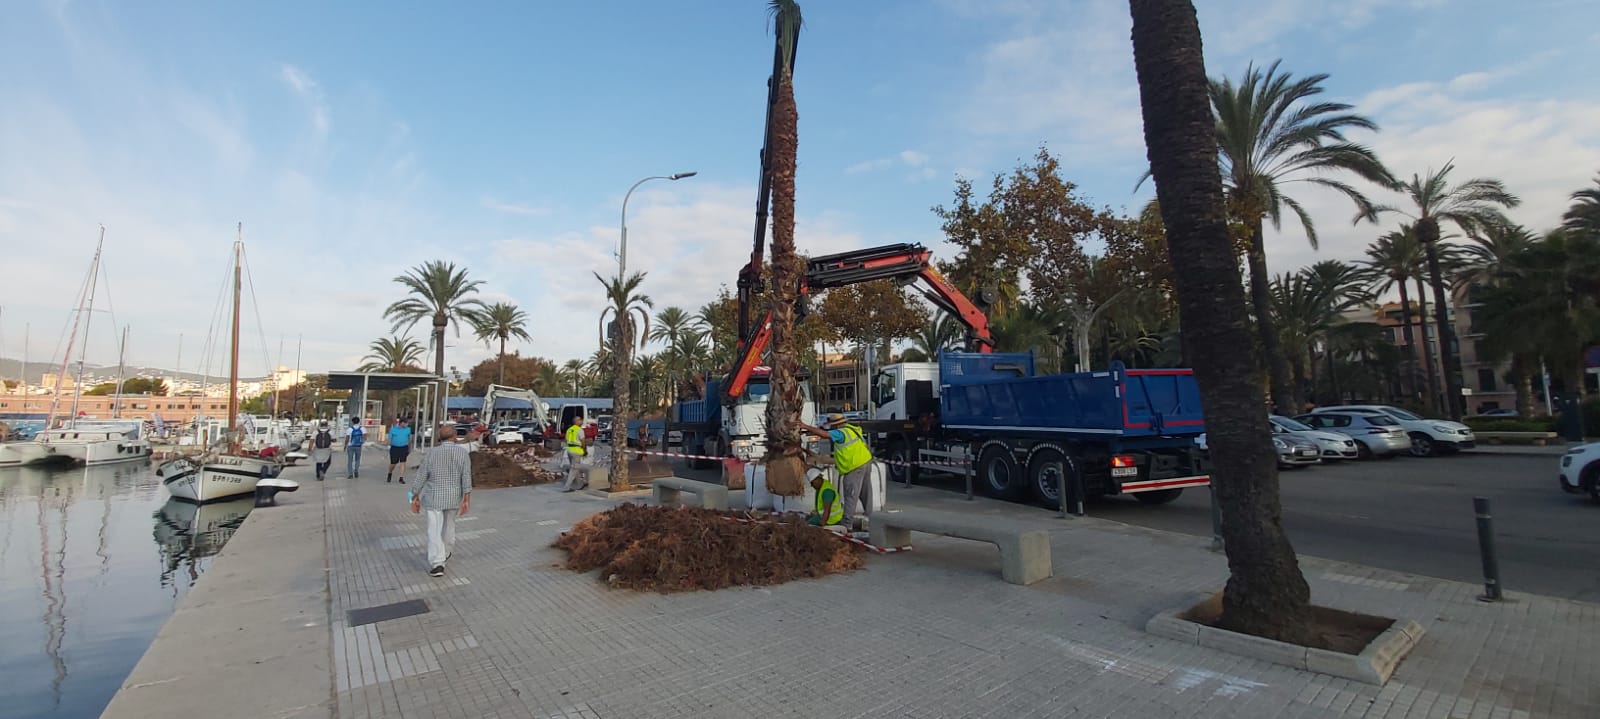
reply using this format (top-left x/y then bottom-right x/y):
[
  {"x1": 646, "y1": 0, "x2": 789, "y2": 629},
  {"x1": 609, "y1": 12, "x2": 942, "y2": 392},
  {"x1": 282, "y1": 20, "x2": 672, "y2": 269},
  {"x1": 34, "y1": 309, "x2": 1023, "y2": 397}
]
[
  {"x1": 1314, "y1": 405, "x2": 1475, "y2": 457},
  {"x1": 492, "y1": 427, "x2": 524, "y2": 444},
  {"x1": 1295, "y1": 411, "x2": 1411, "y2": 459},
  {"x1": 1559, "y1": 442, "x2": 1600, "y2": 501},
  {"x1": 1270, "y1": 415, "x2": 1360, "y2": 461},
  {"x1": 1274, "y1": 435, "x2": 1322, "y2": 468}
]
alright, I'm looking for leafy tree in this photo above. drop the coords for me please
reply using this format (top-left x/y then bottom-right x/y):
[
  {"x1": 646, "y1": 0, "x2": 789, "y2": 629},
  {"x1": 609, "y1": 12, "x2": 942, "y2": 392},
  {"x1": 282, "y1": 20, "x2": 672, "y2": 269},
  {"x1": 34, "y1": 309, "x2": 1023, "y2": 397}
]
[
  {"x1": 596, "y1": 270, "x2": 653, "y2": 490},
  {"x1": 473, "y1": 302, "x2": 532, "y2": 385},
  {"x1": 912, "y1": 315, "x2": 964, "y2": 359},
  {"x1": 817, "y1": 281, "x2": 927, "y2": 365},
  {"x1": 1130, "y1": 0, "x2": 1313, "y2": 643},
  {"x1": 383, "y1": 261, "x2": 489, "y2": 421},
  {"x1": 1204, "y1": 59, "x2": 1393, "y2": 416},
  {"x1": 461, "y1": 354, "x2": 557, "y2": 396},
  {"x1": 1378, "y1": 161, "x2": 1519, "y2": 417},
  {"x1": 84, "y1": 377, "x2": 168, "y2": 396},
  {"x1": 1476, "y1": 229, "x2": 1600, "y2": 408}
]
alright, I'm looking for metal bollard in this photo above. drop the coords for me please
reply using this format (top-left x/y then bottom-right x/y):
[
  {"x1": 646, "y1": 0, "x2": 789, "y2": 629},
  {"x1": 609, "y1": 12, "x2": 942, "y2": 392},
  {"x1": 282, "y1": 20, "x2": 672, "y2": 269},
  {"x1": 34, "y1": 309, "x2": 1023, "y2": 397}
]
[
  {"x1": 1473, "y1": 496, "x2": 1503, "y2": 602},
  {"x1": 1058, "y1": 466, "x2": 1068, "y2": 519},
  {"x1": 1209, "y1": 485, "x2": 1224, "y2": 552},
  {"x1": 964, "y1": 462, "x2": 974, "y2": 501}
]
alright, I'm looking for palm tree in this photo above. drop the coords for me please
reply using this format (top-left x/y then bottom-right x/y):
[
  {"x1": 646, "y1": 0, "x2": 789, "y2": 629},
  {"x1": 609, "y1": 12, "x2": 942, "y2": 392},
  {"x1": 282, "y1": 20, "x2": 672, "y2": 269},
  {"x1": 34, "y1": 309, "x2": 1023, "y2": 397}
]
[
  {"x1": 1562, "y1": 173, "x2": 1600, "y2": 236},
  {"x1": 595, "y1": 270, "x2": 653, "y2": 490},
  {"x1": 1363, "y1": 227, "x2": 1427, "y2": 407},
  {"x1": 561, "y1": 359, "x2": 585, "y2": 396},
  {"x1": 1207, "y1": 60, "x2": 1393, "y2": 415},
  {"x1": 1454, "y1": 223, "x2": 1534, "y2": 292},
  {"x1": 1129, "y1": 0, "x2": 1313, "y2": 644},
  {"x1": 912, "y1": 315, "x2": 963, "y2": 359},
  {"x1": 472, "y1": 302, "x2": 532, "y2": 385},
  {"x1": 383, "y1": 261, "x2": 488, "y2": 421},
  {"x1": 358, "y1": 336, "x2": 425, "y2": 372},
  {"x1": 534, "y1": 362, "x2": 561, "y2": 397},
  {"x1": 650, "y1": 306, "x2": 700, "y2": 400},
  {"x1": 1379, "y1": 161, "x2": 1520, "y2": 418},
  {"x1": 762, "y1": 0, "x2": 808, "y2": 492}
]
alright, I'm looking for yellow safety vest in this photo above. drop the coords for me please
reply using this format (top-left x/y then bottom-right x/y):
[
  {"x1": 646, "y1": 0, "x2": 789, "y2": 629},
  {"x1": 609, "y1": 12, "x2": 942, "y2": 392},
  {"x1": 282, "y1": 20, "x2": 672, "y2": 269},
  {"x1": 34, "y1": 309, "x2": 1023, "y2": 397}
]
[
  {"x1": 832, "y1": 424, "x2": 872, "y2": 475},
  {"x1": 565, "y1": 425, "x2": 586, "y2": 456},
  {"x1": 814, "y1": 477, "x2": 844, "y2": 526}
]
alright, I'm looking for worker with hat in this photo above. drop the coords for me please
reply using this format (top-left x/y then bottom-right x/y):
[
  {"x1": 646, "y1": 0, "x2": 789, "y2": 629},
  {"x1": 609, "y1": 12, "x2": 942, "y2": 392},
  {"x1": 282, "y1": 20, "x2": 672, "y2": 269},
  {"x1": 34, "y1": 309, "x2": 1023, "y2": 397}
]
[{"x1": 802, "y1": 412, "x2": 874, "y2": 530}]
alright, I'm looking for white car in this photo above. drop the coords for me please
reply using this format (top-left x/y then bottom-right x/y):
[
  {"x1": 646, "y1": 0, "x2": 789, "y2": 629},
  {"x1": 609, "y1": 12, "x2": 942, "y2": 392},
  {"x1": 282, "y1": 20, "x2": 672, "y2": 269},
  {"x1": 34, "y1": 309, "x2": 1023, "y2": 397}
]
[
  {"x1": 1559, "y1": 442, "x2": 1600, "y2": 501},
  {"x1": 492, "y1": 428, "x2": 524, "y2": 444},
  {"x1": 1270, "y1": 415, "x2": 1360, "y2": 461},
  {"x1": 1313, "y1": 405, "x2": 1475, "y2": 457}
]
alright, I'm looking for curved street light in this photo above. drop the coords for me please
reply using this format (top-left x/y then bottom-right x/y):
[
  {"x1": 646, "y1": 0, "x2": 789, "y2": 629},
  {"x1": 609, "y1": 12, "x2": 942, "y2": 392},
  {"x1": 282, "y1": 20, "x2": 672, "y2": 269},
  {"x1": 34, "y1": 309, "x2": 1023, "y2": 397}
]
[{"x1": 619, "y1": 171, "x2": 697, "y2": 281}]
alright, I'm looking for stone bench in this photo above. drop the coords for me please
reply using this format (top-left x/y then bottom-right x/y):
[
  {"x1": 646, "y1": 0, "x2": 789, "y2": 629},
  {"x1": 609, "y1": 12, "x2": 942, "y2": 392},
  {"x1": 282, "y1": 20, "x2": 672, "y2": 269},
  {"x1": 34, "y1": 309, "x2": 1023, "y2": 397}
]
[
  {"x1": 652, "y1": 477, "x2": 730, "y2": 511},
  {"x1": 869, "y1": 508, "x2": 1052, "y2": 586}
]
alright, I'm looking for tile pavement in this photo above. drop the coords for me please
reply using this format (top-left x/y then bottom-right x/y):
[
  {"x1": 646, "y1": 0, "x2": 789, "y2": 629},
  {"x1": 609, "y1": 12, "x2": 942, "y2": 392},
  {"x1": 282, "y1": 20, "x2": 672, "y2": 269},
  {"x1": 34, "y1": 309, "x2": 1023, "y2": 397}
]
[{"x1": 299, "y1": 449, "x2": 1599, "y2": 718}]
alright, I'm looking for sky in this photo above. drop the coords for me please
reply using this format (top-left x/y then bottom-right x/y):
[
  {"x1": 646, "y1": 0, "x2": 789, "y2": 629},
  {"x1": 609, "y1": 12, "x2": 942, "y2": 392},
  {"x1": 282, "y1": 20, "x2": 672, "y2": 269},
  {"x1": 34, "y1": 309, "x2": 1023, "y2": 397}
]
[{"x1": 2, "y1": 0, "x2": 1597, "y2": 379}]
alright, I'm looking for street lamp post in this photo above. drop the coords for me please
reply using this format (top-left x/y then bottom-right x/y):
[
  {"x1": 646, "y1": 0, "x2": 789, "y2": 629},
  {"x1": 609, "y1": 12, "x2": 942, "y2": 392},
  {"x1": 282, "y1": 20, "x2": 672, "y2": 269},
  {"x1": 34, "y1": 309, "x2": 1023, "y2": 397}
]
[{"x1": 619, "y1": 172, "x2": 697, "y2": 282}]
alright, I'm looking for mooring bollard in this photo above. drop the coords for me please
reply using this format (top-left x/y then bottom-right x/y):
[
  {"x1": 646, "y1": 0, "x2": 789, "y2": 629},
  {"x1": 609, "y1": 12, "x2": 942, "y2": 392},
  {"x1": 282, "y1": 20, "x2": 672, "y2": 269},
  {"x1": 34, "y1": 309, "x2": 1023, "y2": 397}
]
[{"x1": 1473, "y1": 496, "x2": 1503, "y2": 602}]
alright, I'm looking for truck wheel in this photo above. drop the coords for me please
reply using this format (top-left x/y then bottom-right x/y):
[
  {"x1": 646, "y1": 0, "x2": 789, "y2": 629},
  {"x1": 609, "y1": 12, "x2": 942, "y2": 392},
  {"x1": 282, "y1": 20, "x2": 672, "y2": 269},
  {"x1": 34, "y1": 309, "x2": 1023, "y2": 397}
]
[
  {"x1": 883, "y1": 441, "x2": 912, "y2": 484},
  {"x1": 1027, "y1": 450, "x2": 1071, "y2": 511},
  {"x1": 1134, "y1": 489, "x2": 1183, "y2": 505},
  {"x1": 979, "y1": 445, "x2": 1025, "y2": 500}
]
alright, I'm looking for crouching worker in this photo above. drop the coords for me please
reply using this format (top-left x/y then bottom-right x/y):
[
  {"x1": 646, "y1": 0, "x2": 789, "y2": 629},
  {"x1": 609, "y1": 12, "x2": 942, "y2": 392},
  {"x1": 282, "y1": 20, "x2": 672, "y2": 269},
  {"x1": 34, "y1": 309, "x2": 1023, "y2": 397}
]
[{"x1": 806, "y1": 471, "x2": 843, "y2": 527}]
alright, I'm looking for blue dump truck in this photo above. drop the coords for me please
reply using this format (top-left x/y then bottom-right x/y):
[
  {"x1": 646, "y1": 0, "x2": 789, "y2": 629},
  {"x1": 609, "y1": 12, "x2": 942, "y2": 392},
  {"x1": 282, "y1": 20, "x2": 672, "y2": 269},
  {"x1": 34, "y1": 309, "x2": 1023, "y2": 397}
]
[{"x1": 864, "y1": 352, "x2": 1210, "y2": 508}]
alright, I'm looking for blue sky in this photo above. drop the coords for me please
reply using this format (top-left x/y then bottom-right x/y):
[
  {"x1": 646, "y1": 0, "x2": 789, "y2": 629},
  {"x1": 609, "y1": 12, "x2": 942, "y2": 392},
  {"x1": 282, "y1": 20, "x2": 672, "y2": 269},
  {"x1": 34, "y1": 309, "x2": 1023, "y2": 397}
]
[{"x1": 2, "y1": 0, "x2": 1598, "y2": 377}]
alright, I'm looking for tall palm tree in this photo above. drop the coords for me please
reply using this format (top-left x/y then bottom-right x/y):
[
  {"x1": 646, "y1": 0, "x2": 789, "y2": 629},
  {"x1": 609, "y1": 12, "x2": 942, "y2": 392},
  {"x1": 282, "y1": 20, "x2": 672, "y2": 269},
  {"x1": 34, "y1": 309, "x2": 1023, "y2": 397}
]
[
  {"x1": 1454, "y1": 223, "x2": 1534, "y2": 292},
  {"x1": 1129, "y1": 0, "x2": 1313, "y2": 644},
  {"x1": 472, "y1": 302, "x2": 532, "y2": 385},
  {"x1": 357, "y1": 336, "x2": 425, "y2": 372},
  {"x1": 1363, "y1": 227, "x2": 1426, "y2": 407},
  {"x1": 1562, "y1": 173, "x2": 1600, "y2": 237},
  {"x1": 595, "y1": 270, "x2": 652, "y2": 490},
  {"x1": 384, "y1": 261, "x2": 488, "y2": 421},
  {"x1": 650, "y1": 306, "x2": 700, "y2": 399},
  {"x1": 534, "y1": 362, "x2": 561, "y2": 397},
  {"x1": 1298, "y1": 260, "x2": 1369, "y2": 401},
  {"x1": 762, "y1": 0, "x2": 808, "y2": 492},
  {"x1": 1379, "y1": 161, "x2": 1520, "y2": 418},
  {"x1": 1207, "y1": 60, "x2": 1393, "y2": 415},
  {"x1": 912, "y1": 315, "x2": 963, "y2": 359},
  {"x1": 560, "y1": 359, "x2": 585, "y2": 396}
]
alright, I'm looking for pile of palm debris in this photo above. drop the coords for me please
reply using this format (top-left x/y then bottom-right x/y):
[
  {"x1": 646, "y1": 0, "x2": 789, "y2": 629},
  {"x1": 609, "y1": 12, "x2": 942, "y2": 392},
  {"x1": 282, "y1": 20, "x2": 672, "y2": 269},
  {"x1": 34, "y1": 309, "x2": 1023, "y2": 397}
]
[
  {"x1": 553, "y1": 504, "x2": 862, "y2": 592},
  {"x1": 469, "y1": 450, "x2": 560, "y2": 489}
]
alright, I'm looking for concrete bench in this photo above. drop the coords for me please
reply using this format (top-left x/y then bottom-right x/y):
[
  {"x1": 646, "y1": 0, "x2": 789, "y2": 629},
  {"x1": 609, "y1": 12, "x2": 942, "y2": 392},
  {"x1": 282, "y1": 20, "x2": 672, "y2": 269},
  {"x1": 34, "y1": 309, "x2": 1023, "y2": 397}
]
[
  {"x1": 869, "y1": 508, "x2": 1052, "y2": 586},
  {"x1": 652, "y1": 477, "x2": 730, "y2": 511}
]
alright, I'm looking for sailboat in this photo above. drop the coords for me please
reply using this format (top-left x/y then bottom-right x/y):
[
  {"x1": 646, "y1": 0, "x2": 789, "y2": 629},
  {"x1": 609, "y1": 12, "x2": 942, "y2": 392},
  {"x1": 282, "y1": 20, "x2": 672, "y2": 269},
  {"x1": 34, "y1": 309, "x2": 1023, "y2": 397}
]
[
  {"x1": 159, "y1": 226, "x2": 294, "y2": 503},
  {"x1": 10, "y1": 229, "x2": 153, "y2": 467}
]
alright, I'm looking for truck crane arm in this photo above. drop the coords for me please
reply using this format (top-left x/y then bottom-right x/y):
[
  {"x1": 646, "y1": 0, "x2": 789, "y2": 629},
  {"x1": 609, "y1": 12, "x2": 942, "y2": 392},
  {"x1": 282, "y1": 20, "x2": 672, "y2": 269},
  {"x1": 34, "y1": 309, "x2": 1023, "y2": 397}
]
[{"x1": 724, "y1": 243, "x2": 995, "y2": 400}]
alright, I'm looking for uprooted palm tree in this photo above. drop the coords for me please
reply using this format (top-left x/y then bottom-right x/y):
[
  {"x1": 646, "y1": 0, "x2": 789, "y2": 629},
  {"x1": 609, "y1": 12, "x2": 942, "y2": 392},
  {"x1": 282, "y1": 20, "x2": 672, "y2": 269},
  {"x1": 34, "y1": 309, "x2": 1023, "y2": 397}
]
[
  {"x1": 595, "y1": 270, "x2": 653, "y2": 490},
  {"x1": 473, "y1": 302, "x2": 532, "y2": 385},
  {"x1": 383, "y1": 261, "x2": 488, "y2": 421},
  {"x1": 1378, "y1": 161, "x2": 1520, "y2": 418},
  {"x1": 761, "y1": 0, "x2": 808, "y2": 494}
]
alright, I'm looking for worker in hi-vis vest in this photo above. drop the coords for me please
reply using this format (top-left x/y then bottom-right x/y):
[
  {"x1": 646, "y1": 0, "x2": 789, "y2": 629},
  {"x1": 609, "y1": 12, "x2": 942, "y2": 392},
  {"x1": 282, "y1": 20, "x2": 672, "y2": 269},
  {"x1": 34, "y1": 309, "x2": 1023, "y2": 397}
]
[
  {"x1": 560, "y1": 415, "x2": 591, "y2": 493},
  {"x1": 802, "y1": 412, "x2": 874, "y2": 529},
  {"x1": 807, "y1": 471, "x2": 843, "y2": 526}
]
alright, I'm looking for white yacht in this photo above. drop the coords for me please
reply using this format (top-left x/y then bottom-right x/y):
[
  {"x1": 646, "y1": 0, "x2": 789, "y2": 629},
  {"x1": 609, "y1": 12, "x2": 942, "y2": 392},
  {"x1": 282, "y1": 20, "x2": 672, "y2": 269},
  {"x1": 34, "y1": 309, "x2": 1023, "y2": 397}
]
[
  {"x1": 159, "y1": 452, "x2": 281, "y2": 503},
  {"x1": 34, "y1": 421, "x2": 153, "y2": 466},
  {"x1": 0, "y1": 441, "x2": 63, "y2": 467}
]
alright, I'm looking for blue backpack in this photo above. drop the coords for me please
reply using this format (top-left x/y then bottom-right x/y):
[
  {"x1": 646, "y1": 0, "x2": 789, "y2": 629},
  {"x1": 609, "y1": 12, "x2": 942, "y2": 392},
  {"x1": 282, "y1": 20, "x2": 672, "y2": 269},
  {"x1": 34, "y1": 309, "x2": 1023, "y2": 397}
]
[{"x1": 350, "y1": 426, "x2": 365, "y2": 447}]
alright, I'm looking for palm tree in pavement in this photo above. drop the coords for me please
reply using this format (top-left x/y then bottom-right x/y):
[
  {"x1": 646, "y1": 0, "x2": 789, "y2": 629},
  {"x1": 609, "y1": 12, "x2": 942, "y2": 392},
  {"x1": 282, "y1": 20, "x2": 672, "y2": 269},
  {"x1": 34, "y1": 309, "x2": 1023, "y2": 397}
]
[
  {"x1": 1129, "y1": 0, "x2": 1313, "y2": 644},
  {"x1": 1363, "y1": 226, "x2": 1430, "y2": 410},
  {"x1": 595, "y1": 270, "x2": 653, "y2": 490},
  {"x1": 762, "y1": 0, "x2": 808, "y2": 492},
  {"x1": 384, "y1": 261, "x2": 488, "y2": 422},
  {"x1": 1378, "y1": 161, "x2": 1519, "y2": 418},
  {"x1": 1207, "y1": 60, "x2": 1394, "y2": 415},
  {"x1": 473, "y1": 302, "x2": 532, "y2": 385}
]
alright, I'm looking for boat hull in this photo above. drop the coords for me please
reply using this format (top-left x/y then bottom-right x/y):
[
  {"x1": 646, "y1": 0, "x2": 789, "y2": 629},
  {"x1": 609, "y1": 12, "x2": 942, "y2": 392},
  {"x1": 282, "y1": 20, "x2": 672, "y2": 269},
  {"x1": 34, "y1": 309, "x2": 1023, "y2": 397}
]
[
  {"x1": 161, "y1": 455, "x2": 279, "y2": 503},
  {"x1": 52, "y1": 438, "x2": 154, "y2": 465},
  {"x1": 0, "y1": 442, "x2": 71, "y2": 467}
]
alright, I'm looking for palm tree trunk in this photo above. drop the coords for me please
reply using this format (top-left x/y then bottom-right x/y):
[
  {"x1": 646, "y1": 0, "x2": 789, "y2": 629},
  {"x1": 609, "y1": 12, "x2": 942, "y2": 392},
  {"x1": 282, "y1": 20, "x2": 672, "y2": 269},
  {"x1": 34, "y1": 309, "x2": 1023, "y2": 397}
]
[
  {"x1": 497, "y1": 336, "x2": 506, "y2": 385},
  {"x1": 433, "y1": 314, "x2": 447, "y2": 426},
  {"x1": 762, "y1": 60, "x2": 807, "y2": 494},
  {"x1": 1511, "y1": 355, "x2": 1535, "y2": 417},
  {"x1": 1129, "y1": 0, "x2": 1313, "y2": 645},
  {"x1": 1396, "y1": 281, "x2": 1419, "y2": 404},
  {"x1": 1418, "y1": 218, "x2": 1464, "y2": 418},
  {"x1": 1413, "y1": 277, "x2": 1440, "y2": 415},
  {"x1": 1248, "y1": 222, "x2": 1296, "y2": 415},
  {"x1": 610, "y1": 315, "x2": 632, "y2": 491}
]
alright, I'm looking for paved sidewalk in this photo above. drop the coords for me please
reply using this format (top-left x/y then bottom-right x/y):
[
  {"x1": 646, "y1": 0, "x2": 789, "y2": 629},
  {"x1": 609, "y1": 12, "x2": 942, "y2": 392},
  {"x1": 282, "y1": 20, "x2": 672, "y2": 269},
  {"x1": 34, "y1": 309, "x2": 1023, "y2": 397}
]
[
  {"x1": 1469, "y1": 444, "x2": 1580, "y2": 457},
  {"x1": 316, "y1": 453, "x2": 1597, "y2": 719}
]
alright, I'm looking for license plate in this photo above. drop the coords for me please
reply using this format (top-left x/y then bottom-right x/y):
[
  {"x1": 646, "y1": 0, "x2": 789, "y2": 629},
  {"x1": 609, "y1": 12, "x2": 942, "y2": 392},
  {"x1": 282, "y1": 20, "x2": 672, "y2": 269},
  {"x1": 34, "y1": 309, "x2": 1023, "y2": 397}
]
[
  {"x1": 1112, "y1": 466, "x2": 1138, "y2": 477},
  {"x1": 1299, "y1": 449, "x2": 1317, "y2": 456}
]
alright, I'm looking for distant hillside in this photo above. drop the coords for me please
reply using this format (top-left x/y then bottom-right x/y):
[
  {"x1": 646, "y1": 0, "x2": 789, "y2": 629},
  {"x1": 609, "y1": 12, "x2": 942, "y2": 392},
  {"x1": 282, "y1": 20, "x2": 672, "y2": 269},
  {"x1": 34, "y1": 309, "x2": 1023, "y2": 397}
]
[{"x1": 0, "y1": 357, "x2": 263, "y2": 385}]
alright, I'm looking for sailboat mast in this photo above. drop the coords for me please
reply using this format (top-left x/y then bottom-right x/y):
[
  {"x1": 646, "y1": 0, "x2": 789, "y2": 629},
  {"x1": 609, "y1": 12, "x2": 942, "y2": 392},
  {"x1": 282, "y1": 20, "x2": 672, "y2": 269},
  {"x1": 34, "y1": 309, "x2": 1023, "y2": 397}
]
[
  {"x1": 69, "y1": 227, "x2": 105, "y2": 424},
  {"x1": 226, "y1": 223, "x2": 242, "y2": 437},
  {"x1": 293, "y1": 335, "x2": 302, "y2": 419},
  {"x1": 113, "y1": 325, "x2": 128, "y2": 418}
]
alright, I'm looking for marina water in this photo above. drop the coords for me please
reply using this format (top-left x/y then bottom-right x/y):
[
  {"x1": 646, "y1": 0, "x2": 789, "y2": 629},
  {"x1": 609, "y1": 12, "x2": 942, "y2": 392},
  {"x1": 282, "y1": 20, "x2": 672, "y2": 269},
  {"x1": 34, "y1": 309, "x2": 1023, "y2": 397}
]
[{"x1": 0, "y1": 462, "x2": 251, "y2": 719}]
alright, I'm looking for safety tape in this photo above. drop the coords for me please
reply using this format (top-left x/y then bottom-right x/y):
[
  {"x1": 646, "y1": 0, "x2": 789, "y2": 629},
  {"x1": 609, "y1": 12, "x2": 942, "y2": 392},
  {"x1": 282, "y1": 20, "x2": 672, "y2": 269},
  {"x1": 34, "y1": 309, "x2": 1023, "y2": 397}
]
[{"x1": 631, "y1": 446, "x2": 970, "y2": 471}]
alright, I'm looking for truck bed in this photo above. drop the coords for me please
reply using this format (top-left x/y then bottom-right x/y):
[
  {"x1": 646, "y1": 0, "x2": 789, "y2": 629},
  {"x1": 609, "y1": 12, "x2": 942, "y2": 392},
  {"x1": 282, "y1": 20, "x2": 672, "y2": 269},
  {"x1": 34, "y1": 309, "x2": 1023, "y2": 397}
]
[{"x1": 938, "y1": 358, "x2": 1204, "y2": 439}]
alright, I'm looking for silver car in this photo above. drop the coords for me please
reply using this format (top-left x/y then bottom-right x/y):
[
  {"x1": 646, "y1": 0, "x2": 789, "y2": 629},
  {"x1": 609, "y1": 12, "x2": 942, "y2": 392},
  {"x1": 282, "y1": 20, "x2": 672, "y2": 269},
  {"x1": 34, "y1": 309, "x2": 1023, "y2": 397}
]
[
  {"x1": 1295, "y1": 411, "x2": 1411, "y2": 459},
  {"x1": 1274, "y1": 435, "x2": 1322, "y2": 468},
  {"x1": 1270, "y1": 415, "x2": 1361, "y2": 461}
]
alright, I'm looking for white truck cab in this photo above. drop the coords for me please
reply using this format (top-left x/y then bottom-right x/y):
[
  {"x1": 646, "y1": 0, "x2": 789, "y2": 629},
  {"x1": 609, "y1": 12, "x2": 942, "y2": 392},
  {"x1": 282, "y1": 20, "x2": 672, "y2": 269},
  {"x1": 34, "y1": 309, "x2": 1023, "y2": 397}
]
[
  {"x1": 722, "y1": 375, "x2": 819, "y2": 460},
  {"x1": 871, "y1": 363, "x2": 940, "y2": 421}
]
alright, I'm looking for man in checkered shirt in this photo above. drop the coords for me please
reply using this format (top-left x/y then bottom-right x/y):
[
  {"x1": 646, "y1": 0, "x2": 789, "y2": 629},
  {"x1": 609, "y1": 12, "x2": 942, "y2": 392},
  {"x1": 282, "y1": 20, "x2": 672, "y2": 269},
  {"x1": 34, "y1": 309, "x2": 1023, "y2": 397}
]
[{"x1": 410, "y1": 423, "x2": 473, "y2": 577}]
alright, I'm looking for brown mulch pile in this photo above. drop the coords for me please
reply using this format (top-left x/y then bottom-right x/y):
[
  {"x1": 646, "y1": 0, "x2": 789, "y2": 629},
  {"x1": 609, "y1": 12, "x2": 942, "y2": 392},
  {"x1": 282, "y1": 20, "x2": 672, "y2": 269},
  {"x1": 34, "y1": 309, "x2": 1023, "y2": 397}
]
[
  {"x1": 470, "y1": 451, "x2": 560, "y2": 489},
  {"x1": 552, "y1": 504, "x2": 863, "y2": 592}
]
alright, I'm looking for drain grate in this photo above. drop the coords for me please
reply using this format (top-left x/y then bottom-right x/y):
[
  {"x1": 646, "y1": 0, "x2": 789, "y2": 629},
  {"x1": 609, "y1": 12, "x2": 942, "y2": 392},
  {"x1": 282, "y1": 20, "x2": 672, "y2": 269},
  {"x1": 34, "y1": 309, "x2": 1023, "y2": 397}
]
[{"x1": 347, "y1": 598, "x2": 430, "y2": 627}]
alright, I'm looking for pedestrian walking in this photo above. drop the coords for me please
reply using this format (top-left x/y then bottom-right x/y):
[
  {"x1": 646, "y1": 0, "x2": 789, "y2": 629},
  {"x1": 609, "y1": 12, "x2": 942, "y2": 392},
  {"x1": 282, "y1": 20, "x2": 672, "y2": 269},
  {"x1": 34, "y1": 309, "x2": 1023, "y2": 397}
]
[
  {"x1": 410, "y1": 423, "x2": 472, "y2": 577},
  {"x1": 802, "y1": 413, "x2": 874, "y2": 530},
  {"x1": 561, "y1": 415, "x2": 591, "y2": 492},
  {"x1": 387, "y1": 416, "x2": 412, "y2": 484},
  {"x1": 310, "y1": 420, "x2": 335, "y2": 480},
  {"x1": 345, "y1": 415, "x2": 365, "y2": 479}
]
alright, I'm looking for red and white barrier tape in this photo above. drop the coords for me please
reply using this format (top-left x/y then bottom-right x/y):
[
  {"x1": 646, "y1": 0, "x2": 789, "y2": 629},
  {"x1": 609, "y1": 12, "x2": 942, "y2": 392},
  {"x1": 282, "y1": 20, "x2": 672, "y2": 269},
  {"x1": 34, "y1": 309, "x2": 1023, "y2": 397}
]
[{"x1": 633, "y1": 446, "x2": 970, "y2": 471}]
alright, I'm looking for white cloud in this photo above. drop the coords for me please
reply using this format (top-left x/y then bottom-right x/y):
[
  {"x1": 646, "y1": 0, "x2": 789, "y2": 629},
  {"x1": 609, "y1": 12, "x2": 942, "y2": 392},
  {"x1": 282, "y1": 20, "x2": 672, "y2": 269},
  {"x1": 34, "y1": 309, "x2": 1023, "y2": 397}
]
[
  {"x1": 279, "y1": 63, "x2": 329, "y2": 137},
  {"x1": 845, "y1": 149, "x2": 938, "y2": 182},
  {"x1": 481, "y1": 198, "x2": 551, "y2": 216}
]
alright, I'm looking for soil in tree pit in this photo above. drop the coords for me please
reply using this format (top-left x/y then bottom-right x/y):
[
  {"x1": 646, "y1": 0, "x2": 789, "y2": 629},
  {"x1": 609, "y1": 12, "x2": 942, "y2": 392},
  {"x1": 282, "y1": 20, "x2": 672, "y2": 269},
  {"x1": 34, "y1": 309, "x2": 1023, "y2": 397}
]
[
  {"x1": 553, "y1": 504, "x2": 863, "y2": 592},
  {"x1": 1184, "y1": 594, "x2": 1393, "y2": 655}
]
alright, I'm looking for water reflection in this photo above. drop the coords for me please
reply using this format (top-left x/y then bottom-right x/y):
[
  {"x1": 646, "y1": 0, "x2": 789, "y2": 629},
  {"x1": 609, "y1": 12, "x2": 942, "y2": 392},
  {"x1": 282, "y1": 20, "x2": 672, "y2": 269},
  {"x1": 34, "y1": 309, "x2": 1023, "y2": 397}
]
[{"x1": 0, "y1": 461, "x2": 251, "y2": 719}]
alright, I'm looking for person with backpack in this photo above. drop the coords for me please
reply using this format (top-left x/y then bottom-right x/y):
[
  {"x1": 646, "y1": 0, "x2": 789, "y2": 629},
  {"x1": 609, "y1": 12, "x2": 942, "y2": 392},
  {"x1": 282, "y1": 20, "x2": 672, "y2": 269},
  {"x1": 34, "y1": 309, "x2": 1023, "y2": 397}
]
[
  {"x1": 345, "y1": 415, "x2": 366, "y2": 479},
  {"x1": 311, "y1": 420, "x2": 334, "y2": 480}
]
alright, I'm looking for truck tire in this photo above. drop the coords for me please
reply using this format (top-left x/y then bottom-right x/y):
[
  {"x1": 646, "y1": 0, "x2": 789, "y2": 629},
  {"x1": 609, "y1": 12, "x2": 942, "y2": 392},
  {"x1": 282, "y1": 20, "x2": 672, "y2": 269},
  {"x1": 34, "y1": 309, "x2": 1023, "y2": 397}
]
[
  {"x1": 1134, "y1": 489, "x2": 1183, "y2": 505},
  {"x1": 883, "y1": 441, "x2": 912, "y2": 484},
  {"x1": 1027, "y1": 449, "x2": 1070, "y2": 510},
  {"x1": 979, "y1": 445, "x2": 1026, "y2": 500}
]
